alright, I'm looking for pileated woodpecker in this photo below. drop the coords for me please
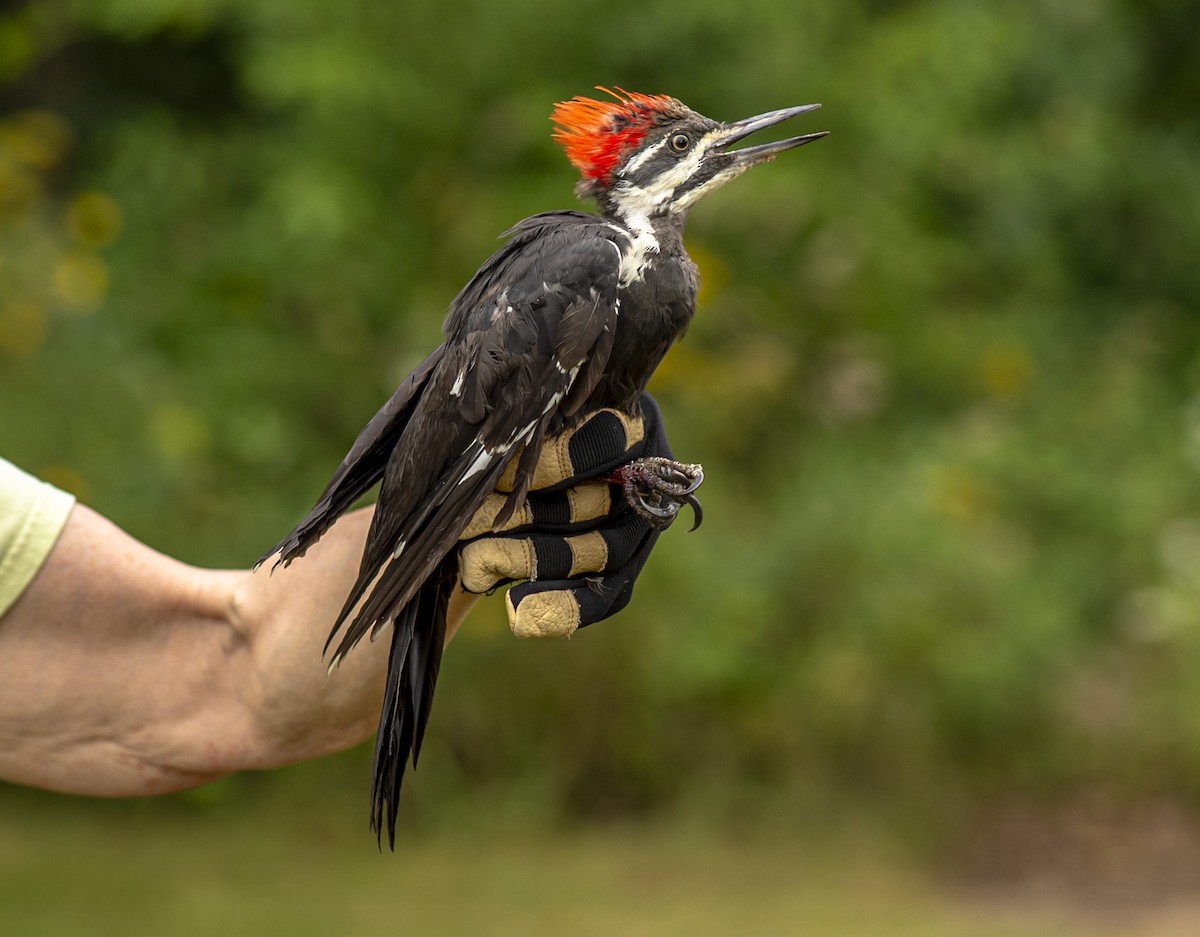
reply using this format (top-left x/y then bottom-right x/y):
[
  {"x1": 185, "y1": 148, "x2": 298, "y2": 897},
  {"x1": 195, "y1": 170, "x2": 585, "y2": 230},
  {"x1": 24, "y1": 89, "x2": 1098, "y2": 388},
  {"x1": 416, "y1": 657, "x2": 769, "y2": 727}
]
[{"x1": 260, "y1": 89, "x2": 826, "y2": 845}]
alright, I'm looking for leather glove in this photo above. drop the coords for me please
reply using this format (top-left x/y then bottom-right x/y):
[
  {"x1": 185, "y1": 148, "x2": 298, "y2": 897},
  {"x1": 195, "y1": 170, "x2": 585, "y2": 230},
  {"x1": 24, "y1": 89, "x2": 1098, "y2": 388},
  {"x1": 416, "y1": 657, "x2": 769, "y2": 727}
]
[{"x1": 457, "y1": 394, "x2": 680, "y2": 639}]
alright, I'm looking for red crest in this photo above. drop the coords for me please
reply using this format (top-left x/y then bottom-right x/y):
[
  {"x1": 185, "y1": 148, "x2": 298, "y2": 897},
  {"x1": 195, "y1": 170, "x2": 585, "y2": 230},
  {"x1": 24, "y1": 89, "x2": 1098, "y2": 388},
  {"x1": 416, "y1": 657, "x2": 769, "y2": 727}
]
[{"x1": 551, "y1": 88, "x2": 687, "y2": 182}]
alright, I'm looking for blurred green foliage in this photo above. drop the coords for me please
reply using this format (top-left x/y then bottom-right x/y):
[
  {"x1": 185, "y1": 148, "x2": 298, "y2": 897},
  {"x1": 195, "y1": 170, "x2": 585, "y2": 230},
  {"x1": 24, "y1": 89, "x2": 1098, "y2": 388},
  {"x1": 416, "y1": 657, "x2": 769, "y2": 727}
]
[{"x1": 3, "y1": 0, "x2": 1200, "y2": 827}]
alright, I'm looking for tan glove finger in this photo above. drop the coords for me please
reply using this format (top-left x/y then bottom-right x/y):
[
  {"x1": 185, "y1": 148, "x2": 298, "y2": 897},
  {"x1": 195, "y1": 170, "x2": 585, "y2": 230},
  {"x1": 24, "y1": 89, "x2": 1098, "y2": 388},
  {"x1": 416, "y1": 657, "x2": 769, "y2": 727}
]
[
  {"x1": 505, "y1": 589, "x2": 581, "y2": 639},
  {"x1": 459, "y1": 492, "x2": 533, "y2": 540},
  {"x1": 458, "y1": 481, "x2": 613, "y2": 540},
  {"x1": 459, "y1": 537, "x2": 536, "y2": 594},
  {"x1": 494, "y1": 408, "x2": 646, "y2": 492},
  {"x1": 459, "y1": 526, "x2": 616, "y2": 594}
]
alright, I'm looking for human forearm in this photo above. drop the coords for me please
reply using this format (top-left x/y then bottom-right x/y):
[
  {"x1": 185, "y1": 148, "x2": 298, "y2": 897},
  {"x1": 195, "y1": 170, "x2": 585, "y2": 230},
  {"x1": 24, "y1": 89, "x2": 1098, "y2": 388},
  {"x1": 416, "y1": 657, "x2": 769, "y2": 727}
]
[
  {"x1": 0, "y1": 505, "x2": 250, "y2": 794},
  {"x1": 0, "y1": 503, "x2": 477, "y2": 795},
  {"x1": 227, "y1": 508, "x2": 477, "y2": 769}
]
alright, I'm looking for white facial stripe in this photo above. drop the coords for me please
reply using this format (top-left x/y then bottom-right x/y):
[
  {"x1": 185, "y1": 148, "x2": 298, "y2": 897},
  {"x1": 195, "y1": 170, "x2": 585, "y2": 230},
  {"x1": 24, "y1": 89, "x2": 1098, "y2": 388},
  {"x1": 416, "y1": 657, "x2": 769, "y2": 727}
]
[
  {"x1": 649, "y1": 129, "x2": 718, "y2": 192},
  {"x1": 670, "y1": 162, "x2": 750, "y2": 212},
  {"x1": 623, "y1": 137, "x2": 668, "y2": 175},
  {"x1": 612, "y1": 129, "x2": 723, "y2": 218}
]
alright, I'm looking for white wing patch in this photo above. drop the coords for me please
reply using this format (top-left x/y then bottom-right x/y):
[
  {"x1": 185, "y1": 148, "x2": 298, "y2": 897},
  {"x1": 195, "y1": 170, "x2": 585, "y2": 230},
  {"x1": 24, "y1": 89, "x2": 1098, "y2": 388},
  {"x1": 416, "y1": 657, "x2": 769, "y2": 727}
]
[
  {"x1": 462, "y1": 447, "x2": 495, "y2": 480},
  {"x1": 542, "y1": 389, "x2": 566, "y2": 416},
  {"x1": 457, "y1": 416, "x2": 539, "y2": 487}
]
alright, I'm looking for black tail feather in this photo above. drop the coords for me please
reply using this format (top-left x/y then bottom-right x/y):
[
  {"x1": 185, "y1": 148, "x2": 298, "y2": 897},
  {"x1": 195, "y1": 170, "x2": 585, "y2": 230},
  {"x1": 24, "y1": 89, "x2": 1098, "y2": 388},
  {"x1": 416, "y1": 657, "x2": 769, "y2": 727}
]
[
  {"x1": 369, "y1": 556, "x2": 457, "y2": 849},
  {"x1": 325, "y1": 441, "x2": 513, "y2": 665}
]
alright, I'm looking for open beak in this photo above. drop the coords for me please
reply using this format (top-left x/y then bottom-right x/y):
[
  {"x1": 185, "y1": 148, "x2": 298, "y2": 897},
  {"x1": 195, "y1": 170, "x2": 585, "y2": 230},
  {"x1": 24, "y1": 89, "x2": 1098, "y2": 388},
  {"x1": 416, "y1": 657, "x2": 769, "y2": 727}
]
[{"x1": 715, "y1": 103, "x2": 828, "y2": 166}]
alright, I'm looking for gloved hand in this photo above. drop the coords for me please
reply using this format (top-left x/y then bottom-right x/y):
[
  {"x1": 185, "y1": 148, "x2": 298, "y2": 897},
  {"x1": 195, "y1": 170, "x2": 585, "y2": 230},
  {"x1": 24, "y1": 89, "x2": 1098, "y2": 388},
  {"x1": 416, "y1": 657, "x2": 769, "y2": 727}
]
[{"x1": 457, "y1": 394, "x2": 688, "y2": 638}]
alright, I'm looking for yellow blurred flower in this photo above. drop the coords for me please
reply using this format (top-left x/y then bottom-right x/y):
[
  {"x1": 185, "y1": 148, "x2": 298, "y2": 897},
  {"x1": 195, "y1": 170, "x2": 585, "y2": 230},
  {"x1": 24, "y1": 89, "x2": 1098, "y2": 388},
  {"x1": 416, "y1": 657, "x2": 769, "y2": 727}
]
[
  {"x1": 928, "y1": 465, "x2": 991, "y2": 524},
  {"x1": 66, "y1": 191, "x2": 123, "y2": 247},
  {"x1": 0, "y1": 161, "x2": 40, "y2": 221},
  {"x1": 648, "y1": 341, "x2": 715, "y2": 393},
  {"x1": 688, "y1": 241, "x2": 729, "y2": 305},
  {"x1": 650, "y1": 338, "x2": 795, "y2": 405},
  {"x1": 150, "y1": 402, "x2": 212, "y2": 461},
  {"x1": 979, "y1": 342, "x2": 1034, "y2": 399},
  {"x1": 0, "y1": 110, "x2": 73, "y2": 171},
  {"x1": 38, "y1": 464, "x2": 89, "y2": 501},
  {"x1": 52, "y1": 250, "x2": 109, "y2": 311},
  {"x1": 0, "y1": 298, "x2": 46, "y2": 357}
]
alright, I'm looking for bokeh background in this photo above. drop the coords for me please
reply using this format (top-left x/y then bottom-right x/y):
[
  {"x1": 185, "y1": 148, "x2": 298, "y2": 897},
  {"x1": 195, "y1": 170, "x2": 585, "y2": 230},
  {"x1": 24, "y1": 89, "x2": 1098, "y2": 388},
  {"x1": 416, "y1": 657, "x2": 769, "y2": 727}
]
[{"x1": 4, "y1": 0, "x2": 1200, "y2": 933}]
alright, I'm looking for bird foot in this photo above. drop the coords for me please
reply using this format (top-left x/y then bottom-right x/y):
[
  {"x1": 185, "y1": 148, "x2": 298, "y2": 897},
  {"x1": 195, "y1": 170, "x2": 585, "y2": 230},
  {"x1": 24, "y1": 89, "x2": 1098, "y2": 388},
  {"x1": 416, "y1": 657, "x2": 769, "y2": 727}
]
[{"x1": 604, "y1": 457, "x2": 704, "y2": 532}]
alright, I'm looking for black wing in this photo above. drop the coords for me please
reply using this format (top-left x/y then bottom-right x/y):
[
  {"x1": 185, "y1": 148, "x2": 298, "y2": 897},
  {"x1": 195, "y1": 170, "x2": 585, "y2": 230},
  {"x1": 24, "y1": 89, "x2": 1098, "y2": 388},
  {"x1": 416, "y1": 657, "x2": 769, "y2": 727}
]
[{"x1": 322, "y1": 214, "x2": 625, "y2": 664}]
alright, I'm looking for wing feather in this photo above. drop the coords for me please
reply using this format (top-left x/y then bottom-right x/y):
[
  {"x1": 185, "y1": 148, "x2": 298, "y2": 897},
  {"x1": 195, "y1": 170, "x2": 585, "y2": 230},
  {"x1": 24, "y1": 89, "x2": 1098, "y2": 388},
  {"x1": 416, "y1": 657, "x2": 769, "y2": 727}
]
[{"x1": 325, "y1": 218, "x2": 623, "y2": 662}]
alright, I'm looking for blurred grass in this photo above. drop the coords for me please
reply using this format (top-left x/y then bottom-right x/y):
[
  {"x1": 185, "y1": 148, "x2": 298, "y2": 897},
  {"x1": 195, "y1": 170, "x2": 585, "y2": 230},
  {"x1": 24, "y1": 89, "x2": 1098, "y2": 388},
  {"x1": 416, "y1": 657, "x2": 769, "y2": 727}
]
[{"x1": 2, "y1": 787, "x2": 1195, "y2": 937}]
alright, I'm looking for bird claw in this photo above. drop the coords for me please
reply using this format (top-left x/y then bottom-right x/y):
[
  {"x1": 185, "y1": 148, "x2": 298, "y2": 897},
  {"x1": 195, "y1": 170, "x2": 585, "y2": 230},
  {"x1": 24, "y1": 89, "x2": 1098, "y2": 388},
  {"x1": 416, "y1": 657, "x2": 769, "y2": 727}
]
[{"x1": 605, "y1": 457, "x2": 705, "y2": 532}]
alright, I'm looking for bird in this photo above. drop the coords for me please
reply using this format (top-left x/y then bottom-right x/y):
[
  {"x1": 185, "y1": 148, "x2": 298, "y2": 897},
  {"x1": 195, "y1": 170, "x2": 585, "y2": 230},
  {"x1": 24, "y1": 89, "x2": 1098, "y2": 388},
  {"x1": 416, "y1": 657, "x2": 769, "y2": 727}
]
[{"x1": 259, "y1": 88, "x2": 827, "y2": 846}]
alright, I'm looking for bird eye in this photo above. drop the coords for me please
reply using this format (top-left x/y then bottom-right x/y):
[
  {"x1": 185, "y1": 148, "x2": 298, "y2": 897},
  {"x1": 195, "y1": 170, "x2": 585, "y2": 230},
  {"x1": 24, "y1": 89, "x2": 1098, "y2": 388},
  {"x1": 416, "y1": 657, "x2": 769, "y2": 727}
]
[{"x1": 669, "y1": 132, "x2": 691, "y2": 152}]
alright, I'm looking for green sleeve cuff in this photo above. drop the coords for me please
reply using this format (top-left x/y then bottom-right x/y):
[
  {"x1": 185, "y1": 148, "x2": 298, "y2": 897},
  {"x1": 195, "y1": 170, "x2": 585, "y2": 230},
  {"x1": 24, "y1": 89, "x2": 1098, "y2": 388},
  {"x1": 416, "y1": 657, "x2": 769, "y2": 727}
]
[{"x1": 0, "y1": 458, "x2": 76, "y2": 618}]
